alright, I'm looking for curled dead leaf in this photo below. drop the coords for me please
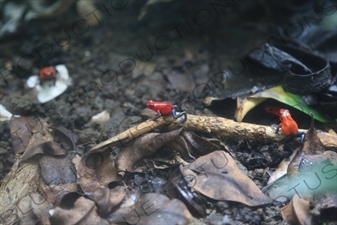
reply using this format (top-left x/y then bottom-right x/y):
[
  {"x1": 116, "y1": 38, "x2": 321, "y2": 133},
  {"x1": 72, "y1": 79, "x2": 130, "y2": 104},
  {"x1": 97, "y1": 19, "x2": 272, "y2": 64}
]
[
  {"x1": 266, "y1": 151, "x2": 337, "y2": 203},
  {"x1": 288, "y1": 116, "x2": 326, "y2": 176},
  {"x1": 281, "y1": 194, "x2": 312, "y2": 225},
  {"x1": 182, "y1": 131, "x2": 220, "y2": 156},
  {"x1": 117, "y1": 129, "x2": 182, "y2": 175},
  {"x1": 49, "y1": 125, "x2": 78, "y2": 151},
  {"x1": 77, "y1": 149, "x2": 126, "y2": 216},
  {"x1": 180, "y1": 150, "x2": 272, "y2": 206},
  {"x1": 20, "y1": 140, "x2": 66, "y2": 165},
  {"x1": 164, "y1": 166, "x2": 207, "y2": 216},
  {"x1": 0, "y1": 117, "x2": 77, "y2": 225},
  {"x1": 163, "y1": 134, "x2": 196, "y2": 161},
  {"x1": 49, "y1": 196, "x2": 109, "y2": 225},
  {"x1": 143, "y1": 131, "x2": 223, "y2": 168},
  {"x1": 41, "y1": 183, "x2": 79, "y2": 206},
  {"x1": 302, "y1": 116, "x2": 325, "y2": 155},
  {"x1": 10, "y1": 116, "x2": 41, "y2": 154}
]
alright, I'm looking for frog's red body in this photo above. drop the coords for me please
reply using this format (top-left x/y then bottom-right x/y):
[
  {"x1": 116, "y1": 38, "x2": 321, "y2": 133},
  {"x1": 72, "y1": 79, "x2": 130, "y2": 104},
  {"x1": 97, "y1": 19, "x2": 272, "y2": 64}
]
[
  {"x1": 279, "y1": 109, "x2": 298, "y2": 136},
  {"x1": 146, "y1": 100, "x2": 187, "y2": 123},
  {"x1": 265, "y1": 106, "x2": 305, "y2": 157},
  {"x1": 39, "y1": 67, "x2": 56, "y2": 80},
  {"x1": 39, "y1": 66, "x2": 57, "y2": 86},
  {"x1": 146, "y1": 101, "x2": 175, "y2": 115},
  {"x1": 265, "y1": 106, "x2": 300, "y2": 136}
]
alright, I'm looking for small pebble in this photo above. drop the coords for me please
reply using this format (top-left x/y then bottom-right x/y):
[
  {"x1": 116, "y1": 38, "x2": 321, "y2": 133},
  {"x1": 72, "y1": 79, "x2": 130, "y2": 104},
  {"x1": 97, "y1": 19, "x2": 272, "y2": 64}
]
[
  {"x1": 0, "y1": 149, "x2": 7, "y2": 155},
  {"x1": 84, "y1": 51, "x2": 91, "y2": 57}
]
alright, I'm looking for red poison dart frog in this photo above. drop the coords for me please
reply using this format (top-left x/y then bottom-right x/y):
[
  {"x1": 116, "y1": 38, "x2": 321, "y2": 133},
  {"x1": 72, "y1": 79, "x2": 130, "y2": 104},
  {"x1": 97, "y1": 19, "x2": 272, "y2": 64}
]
[
  {"x1": 39, "y1": 66, "x2": 57, "y2": 86},
  {"x1": 265, "y1": 106, "x2": 305, "y2": 155},
  {"x1": 146, "y1": 100, "x2": 187, "y2": 123}
]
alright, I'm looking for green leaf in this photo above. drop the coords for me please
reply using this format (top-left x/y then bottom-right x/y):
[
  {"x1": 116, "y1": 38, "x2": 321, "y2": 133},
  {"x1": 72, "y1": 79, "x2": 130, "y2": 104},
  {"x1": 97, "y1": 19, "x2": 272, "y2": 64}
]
[{"x1": 251, "y1": 86, "x2": 332, "y2": 123}]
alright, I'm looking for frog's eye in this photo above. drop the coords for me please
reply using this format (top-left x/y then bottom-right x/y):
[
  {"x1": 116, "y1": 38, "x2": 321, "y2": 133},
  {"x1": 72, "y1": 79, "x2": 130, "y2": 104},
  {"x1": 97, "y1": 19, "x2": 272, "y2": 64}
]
[
  {"x1": 282, "y1": 110, "x2": 289, "y2": 117},
  {"x1": 146, "y1": 102, "x2": 154, "y2": 108}
]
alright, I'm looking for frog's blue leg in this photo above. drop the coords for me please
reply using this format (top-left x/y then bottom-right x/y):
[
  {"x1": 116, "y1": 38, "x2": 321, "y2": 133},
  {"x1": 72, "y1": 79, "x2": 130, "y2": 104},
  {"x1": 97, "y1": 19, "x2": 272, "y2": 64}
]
[
  {"x1": 150, "y1": 112, "x2": 162, "y2": 121},
  {"x1": 171, "y1": 107, "x2": 187, "y2": 123}
]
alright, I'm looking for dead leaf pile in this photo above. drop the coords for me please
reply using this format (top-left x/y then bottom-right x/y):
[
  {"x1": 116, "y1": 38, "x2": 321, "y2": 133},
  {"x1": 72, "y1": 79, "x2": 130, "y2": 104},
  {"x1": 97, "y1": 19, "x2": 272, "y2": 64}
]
[
  {"x1": 0, "y1": 117, "x2": 79, "y2": 225},
  {"x1": 1, "y1": 111, "x2": 336, "y2": 225},
  {"x1": 265, "y1": 116, "x2": 337, "y2": 225}
]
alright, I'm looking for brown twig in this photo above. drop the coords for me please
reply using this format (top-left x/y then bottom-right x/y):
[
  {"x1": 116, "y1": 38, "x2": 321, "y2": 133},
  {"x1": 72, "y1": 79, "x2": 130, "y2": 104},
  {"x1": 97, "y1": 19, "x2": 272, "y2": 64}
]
[{"x1": 90, "y1": 111, "x2": 337, "y2": 152}]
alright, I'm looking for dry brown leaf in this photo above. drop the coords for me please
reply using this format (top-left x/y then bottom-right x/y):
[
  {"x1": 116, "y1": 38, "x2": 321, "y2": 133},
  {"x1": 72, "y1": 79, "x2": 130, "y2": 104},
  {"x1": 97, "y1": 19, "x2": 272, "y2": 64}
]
[
  {"x1": 180, "y1": 150, "x2": 272, "y2": 206},
  {"x1": 77, "y1": 149, "x2": 126, "y2": 216},
  {"x1": 41, "y1": 183, "x2": 79, "y2": 206},
  {"x1": 287, "y1": 145, "x2": 305, "y2": 177},
  {"x1": 163, "y1": 129, "x2": 219, "y2": 161},
  {"x1": 123, "y1": 131, "x2": 218, "y2": 168},
  {"x1": 0, "y1": 117, "x2": 64, "y2": 225},
  {"x1": 288, "y1": 116, "x2": 326, "y2": 176},
  {"x1": 302, "y1": 118, "x2": 325, "y2": 155},
  {"x1": 10, "y1": 116, "x2": 64, "y2": 157},
  {"x1": 49, "y1": 196, "x2": 109, "y2": 225},
  {"x1": 144, "y1": 157, "x2": 181, "y2": 169},
  {"x1": 10, "y1": 116, "x2": 35, "y2": 154},
  {"x1": 164, "y1": 137, "x2": 196, "y2": 161},
  {"x1": 49, "y1": 125, "x2": 78, "y2": 150},
  {"x1": 39, "y1": 154, "x2": 77, "y2": 185},
  {"x1": 164, "y1": 167, "x2": 207, "y2": 216},
  {"x1": 72, "y1": 154, "x2": 81, "y2": 168},
  {"x1": 299, "y1": 151, "x2": 337, "y2": 195},
  {"x1": 20, "y1": 140, "x2": 66, "y2": 165},
  {"x1": 281, "y1": 194, "x2": 312, "y2": 225},
  {"x1": 297, "y1": 151, "x2": 337, "y2": 222},
  {"x1": 235, "y1": 97, "x2": 266, "y2": 122},
  {"x1": 107, "y1": 193, "x2": 194, "y2": 225},
  {"x1": 182, "y1": 131, "x2": 220, "y2": 156},
  {"x1": 117, "y1": 129, "x2": 182, "y2": 175},
  {"x1": 103, "y1": 189, "x2": 141, "y2": 222},
  {"x1": 266, "y1": 147, "x2": 299, "y2": 186},
  {"x1": 266, "y1": 150, "x2": 337, "y2": 204}
]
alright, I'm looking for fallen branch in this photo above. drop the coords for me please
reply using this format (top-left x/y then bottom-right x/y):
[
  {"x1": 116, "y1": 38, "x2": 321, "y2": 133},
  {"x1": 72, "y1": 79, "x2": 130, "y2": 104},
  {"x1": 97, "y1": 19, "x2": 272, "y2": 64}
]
[{"x1": 90, "y1": 110, "x2": 337, "y2": 152}]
